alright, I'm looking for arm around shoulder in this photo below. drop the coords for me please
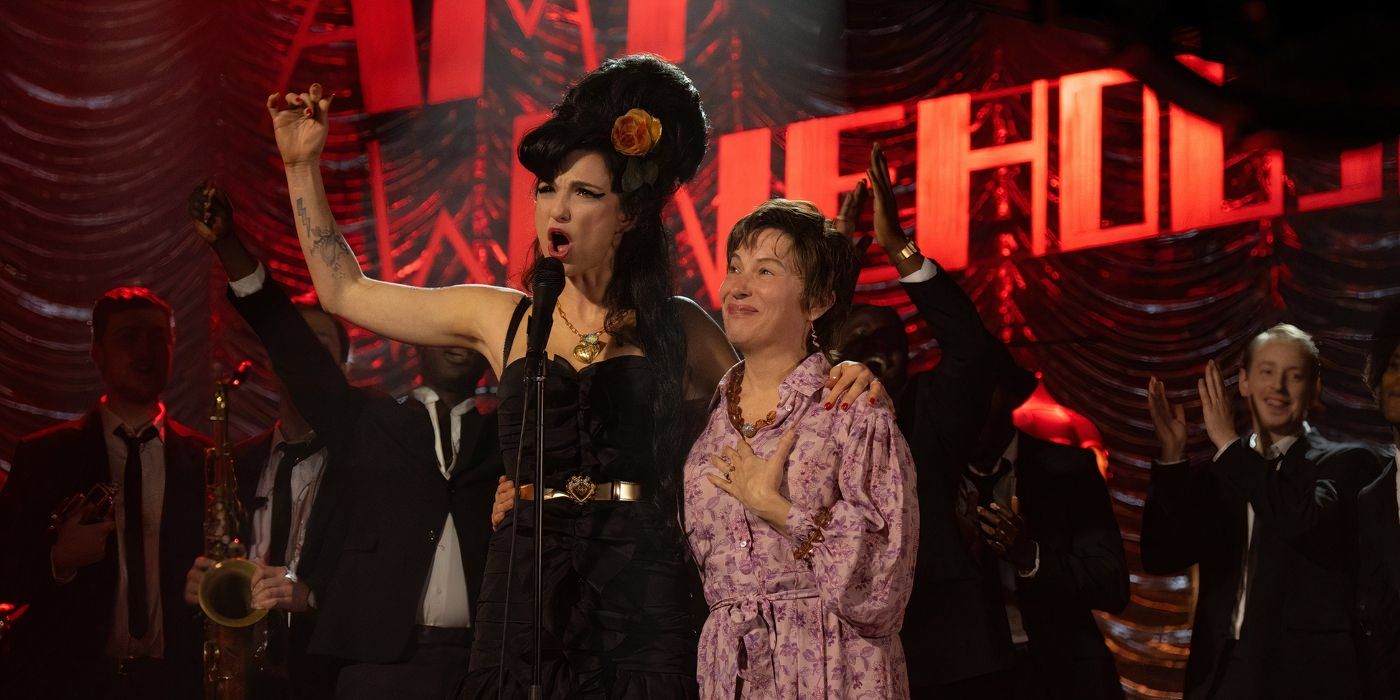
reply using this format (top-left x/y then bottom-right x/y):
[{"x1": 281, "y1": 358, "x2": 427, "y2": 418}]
[{"x1": 676, "y1": 296, "x2": 738, "y2": 400}]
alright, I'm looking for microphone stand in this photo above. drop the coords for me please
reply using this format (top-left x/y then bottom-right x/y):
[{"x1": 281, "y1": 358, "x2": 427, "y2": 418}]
[{"x1": 526, "y1": 352, "x2": 548, "y2": 700}]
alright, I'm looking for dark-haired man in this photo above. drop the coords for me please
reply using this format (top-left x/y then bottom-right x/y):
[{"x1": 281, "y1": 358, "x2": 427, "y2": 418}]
[
  {"x1": 183, "y1": 286, "x2": 352, "y2": 699},
  {"x1": 1357, "y1": 303, "x2": 1400, "y2": 698},
  {"x1": 0, "y1": 287, "x2": 209, "y2": 698},
  {"x1": 188, "y1": 183, "x2": 501, "y2": 700},
  {"x1": 1144, "y1": 324, "x2": 1380, "y2": 699},
  {"x1": 840, "y1": 144, "x2": 1127, "y2": 699}
]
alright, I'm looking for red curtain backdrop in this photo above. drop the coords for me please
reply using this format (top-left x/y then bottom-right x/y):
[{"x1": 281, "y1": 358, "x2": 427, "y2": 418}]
[{"x1": 3, "y1": 1, "x2": 1398, "y2": 696}]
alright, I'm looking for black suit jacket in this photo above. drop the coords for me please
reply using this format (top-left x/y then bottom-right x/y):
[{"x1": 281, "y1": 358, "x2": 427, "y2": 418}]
[
  {"x1": 1142, "y1": 432, "x2": 1380, "y2": 699},
  {"x1": 1358, "y1": 446, "x2": 1400, "y2": 699},
  {"x1": 896, "y1": 270, "x2": 1128, "y2": 698},
  {"x1": 0, "y1": 409, "x2": 209, "y2": 698},
  {"x1": 228, "y1": 278, "x2": 502, "y2": 663}
]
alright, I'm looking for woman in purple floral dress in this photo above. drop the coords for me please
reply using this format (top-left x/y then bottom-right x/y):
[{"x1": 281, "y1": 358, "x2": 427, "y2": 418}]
[{"x1": 683, "y1": 199, "x2": 920, "y2": 699}]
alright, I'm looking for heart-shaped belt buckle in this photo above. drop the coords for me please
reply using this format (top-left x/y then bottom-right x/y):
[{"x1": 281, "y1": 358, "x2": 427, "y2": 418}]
[{"x1": 565, "y1": 474, "x2": 597, "y2": 504}]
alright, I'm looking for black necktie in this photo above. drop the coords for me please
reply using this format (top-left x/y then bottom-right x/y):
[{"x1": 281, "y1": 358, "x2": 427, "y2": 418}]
[
  {"x1": 267, "y1": 439, "x2": 321, "y2": 568},
  {"x1": 1237, "y1": 452, "x2": 1283, "y2": 636},
  {"x1": 117, "y1": 425, "x2": 159, "y2": 640}
]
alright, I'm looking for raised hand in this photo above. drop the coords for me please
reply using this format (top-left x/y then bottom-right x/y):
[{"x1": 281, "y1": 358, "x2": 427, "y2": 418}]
[
  {"x1": 865, "y1": 143, "x2": 913, "y2": 253},
  {"x1": 187, "y1": 181, "x2": 235, "y2": 244},
  {"x1": 1147, "y1": 376, "x2": 1188, "y2": 462},
  {"x1": 834, "y1": 178, "x2": 871, "y2": 252},
  {"x1": 1198, "y1": 360, "x2": 1238, "y2": 451},
  {"x1": 267, "y1": 83, "x2": 334, "y2": 168},
  {"x1": 707, "y1": 430, "x2": 799, "y2": 534}
]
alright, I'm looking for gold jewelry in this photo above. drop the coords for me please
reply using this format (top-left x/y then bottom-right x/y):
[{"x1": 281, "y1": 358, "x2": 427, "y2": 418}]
[
  {"x1": 556, "y1": 303, "x2": 608, "y2": 364},
  {"x1": 725, "y1": 364, "x2": 778, "y2": 440},
  {"x1": 891, "y1": 239, "x2": 920, "y2": 265}
]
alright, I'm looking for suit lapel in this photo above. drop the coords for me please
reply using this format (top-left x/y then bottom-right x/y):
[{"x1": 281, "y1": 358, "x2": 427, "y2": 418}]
[
  {"x1": 75, "y1": 407, "x2": 122, "y2": 597},
  {"x1": 297, "y1": 442, "x2": 345, "y2": 582},
  {"x1": 77, "y1": 407, "x2": 111, "y2": 489}
]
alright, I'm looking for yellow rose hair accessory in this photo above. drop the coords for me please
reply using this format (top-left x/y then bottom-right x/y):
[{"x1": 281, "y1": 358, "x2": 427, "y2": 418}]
[{"x1": 611, "y1": 108, "x2": 663, "y2": 192}]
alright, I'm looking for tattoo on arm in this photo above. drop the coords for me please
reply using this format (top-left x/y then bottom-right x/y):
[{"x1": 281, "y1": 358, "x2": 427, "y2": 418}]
[{"x1": 296, "y1": 197, "x2": 354, "y2": 278}]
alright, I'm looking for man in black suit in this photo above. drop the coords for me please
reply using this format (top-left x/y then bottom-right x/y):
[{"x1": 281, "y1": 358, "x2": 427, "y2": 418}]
[
  {"x1": 1144, "y1": 324, "x2": 1379, "y2": 699},
  {"x1": 0, "y1": 287, "x2": 209, "y2": 698},
  {"x1": 189, "y1": 184, "x2": 502, "y2": 700},
  {"x1": 1357, "y1": 303, "x2": 1400, "y2": 697},
  {"x1": 183, "y1": 184, "x2": 353, "y2": 699},
  {"x1": 845, "y1": 144, "x2": 1129, "y2": 699}
]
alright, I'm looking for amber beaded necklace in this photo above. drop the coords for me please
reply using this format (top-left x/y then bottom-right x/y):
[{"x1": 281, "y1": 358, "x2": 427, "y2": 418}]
[{"x1": 726, "y1": 364, "x2": 778, "y2": 440}]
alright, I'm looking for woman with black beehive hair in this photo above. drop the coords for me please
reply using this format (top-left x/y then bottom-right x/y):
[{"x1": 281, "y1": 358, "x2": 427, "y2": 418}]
[{"x1": 267, "y1": 55, "x2": 882, "y2": 698}]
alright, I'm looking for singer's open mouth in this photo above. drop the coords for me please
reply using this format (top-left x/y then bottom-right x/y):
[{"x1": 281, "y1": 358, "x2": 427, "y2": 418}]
[{"x1": 548, "y1": 229, "x2": 572, "y2": 258}]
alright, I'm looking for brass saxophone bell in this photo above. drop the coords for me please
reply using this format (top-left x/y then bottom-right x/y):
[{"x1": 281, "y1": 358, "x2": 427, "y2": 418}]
[{"x1": 198, "y1": 558, "x2": 267, "y2": 628}]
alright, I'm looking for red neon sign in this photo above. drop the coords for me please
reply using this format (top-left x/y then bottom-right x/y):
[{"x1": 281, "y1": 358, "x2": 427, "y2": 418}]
[{"x1": 276, "y1": 5, "x2": 1388, "y2": 305}]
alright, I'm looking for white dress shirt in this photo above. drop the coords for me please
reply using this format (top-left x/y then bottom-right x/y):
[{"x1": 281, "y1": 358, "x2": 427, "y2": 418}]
[
  {"x1": 1393, "y1": 449, "x2": 1400, "y2": 525},
  {"x1": 248, "y1": 424, "x2": 328, "y2": 574},
  {"x1": 899, "y1": 257, "x2": 939, "y2": 283},
  {"x1": 99, "y1": 399, "x2": 168, "y2": 660},
  {"x1": 411, "y1": 386, "x2": 476, "y2": 628}
]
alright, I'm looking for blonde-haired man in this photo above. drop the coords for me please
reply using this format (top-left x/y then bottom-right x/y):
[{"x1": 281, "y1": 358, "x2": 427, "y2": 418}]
[{"x1": 1144, "y1": 323, "x2": 1380, "y2": 699}]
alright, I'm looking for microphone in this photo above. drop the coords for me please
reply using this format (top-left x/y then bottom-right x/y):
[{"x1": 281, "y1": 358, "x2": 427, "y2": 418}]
[{"x1": 525, "y1": 257, "x2": 565, "y2": 379}]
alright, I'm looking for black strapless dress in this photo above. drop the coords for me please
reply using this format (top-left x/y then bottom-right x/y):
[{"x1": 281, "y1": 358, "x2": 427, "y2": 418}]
[{"x1": 456, "y1": 352, "x2": 700, "y2": 699}]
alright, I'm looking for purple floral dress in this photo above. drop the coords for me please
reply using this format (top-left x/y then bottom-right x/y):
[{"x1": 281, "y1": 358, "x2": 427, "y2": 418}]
[{"x1": 683, "y1": 354, "x2": 919, "y2": 699}]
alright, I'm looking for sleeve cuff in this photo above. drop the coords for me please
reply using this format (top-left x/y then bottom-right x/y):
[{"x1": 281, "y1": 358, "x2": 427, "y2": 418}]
[
  {"x1": 786, "y1": 505, "x2": 818, "y2": 547},
  {"x1": 228, "y1": 264, "x2": 268, "y2": 298},
  {"x1": 50, "y1": 549, "x2": 76, "y2": 585},
  {"x1": 1017, "y1": 542, "x2": 1041, "y2": 578},
  {"x1": 1212, "y1": 438, "x2": 1241, "y2": 462},
  {"x1": 898, "y1": 259, "x2": 938, "y2": 283}
]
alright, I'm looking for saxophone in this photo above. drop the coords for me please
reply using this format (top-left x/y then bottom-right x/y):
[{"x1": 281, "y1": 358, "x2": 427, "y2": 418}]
[{"x1": 199, "y1": 360, "x2": 266, "y2": 700}]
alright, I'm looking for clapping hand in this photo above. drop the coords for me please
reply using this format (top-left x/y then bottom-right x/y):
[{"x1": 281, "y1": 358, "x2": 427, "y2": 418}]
[
  {"x1": 1147, "y1": 376, "x2": 1188, "y2": 463},
  {"x1": 1198, "y1": 360, "x2": 1239, "y2": 451},
  {"x1": 834, "y1": 178, "x2": 871, "y2": 253}
]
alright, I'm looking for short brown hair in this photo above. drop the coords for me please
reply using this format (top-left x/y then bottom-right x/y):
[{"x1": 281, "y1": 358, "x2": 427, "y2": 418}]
[
  {"x1": 91, "y1": 287, "x2": 173, "y2": 344},
  {"x1": 726, "y1": 199, "x2": 859, "y2": 353},
  {"x1": 1243, "y1": 323, "x2": 1320, "y2": 379}
]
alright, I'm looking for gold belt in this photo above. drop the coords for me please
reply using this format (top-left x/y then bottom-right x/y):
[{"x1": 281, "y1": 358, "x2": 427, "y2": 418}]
[{"x1": 517, "y1": 475, "x2": 642, "y2": 505}]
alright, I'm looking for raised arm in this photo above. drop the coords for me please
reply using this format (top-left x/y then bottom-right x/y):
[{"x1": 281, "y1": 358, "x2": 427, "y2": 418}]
[
  {"x1": 859, "y1": 142, "x2": 998, "y2": 362},
  {"x1": 677, "y1": 297, "x2": 739, "y2": 400},
  {"x1": 267, "y1": 86, "x2": 518, "y2": 362}
]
